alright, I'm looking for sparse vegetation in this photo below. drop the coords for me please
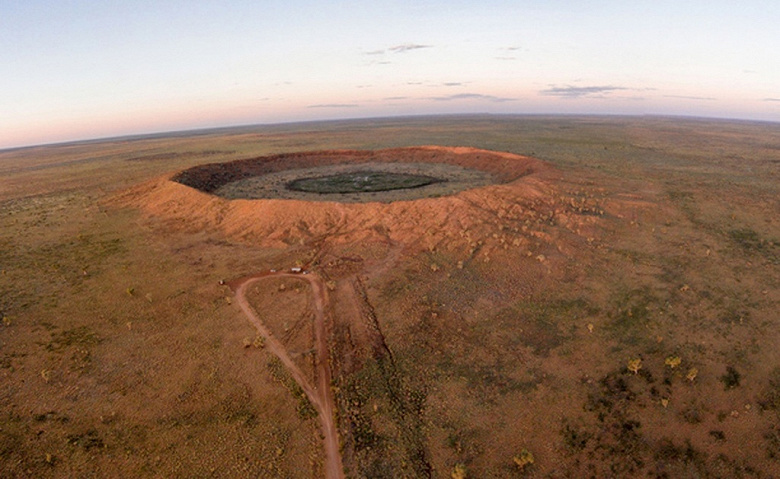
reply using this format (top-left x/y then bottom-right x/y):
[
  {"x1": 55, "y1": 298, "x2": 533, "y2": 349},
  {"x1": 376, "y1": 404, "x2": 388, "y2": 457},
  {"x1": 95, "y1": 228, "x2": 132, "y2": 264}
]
[
  {"x1": 267, "y1": 358, "x2": 318, "y2": 420},
  {"x1": 1, "y1": 115, "x2": 778, "y2": 477},
  {"x1": 451, "y1": 463, "x2": 468, "y2": 479},
  {"x1": 287, "y1": 171, "x2": 442, "y2": 194},
  {"x1": 628, "y1": 358, "x2": 643, "y2": 375},
  {"x1": 720, "y1": 366, "x2": 742, "y2": 390},
  {"x1": 513, "y1": 449, "x2": 534, "y2": 470},
  {"x1": 665, "y1": 356, "x2": 682, "y2": 369}
]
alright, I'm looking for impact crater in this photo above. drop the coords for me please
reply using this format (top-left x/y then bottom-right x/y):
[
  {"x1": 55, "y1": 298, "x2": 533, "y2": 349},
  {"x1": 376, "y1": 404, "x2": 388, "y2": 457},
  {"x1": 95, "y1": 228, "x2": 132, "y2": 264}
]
[
  {"x1": 171, "y1": 147, "x2": 538, "y2": 203},
  {"x1": 122, "y1": 146, "x2": 559, "y2": 246}
]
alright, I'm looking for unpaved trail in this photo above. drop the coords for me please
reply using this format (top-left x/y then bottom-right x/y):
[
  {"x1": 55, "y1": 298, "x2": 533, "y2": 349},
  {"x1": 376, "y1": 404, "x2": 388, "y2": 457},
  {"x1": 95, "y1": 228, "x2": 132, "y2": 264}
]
[{"x1": 230, "y1": 272, "x2": 344, "y2": 479}]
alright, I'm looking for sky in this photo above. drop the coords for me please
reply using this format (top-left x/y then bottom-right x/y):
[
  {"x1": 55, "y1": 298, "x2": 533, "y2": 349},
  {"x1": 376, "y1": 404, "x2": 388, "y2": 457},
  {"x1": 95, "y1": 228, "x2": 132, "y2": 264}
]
[{"x1": 2, "y1": 0, "x2": 779, "y2": 149}]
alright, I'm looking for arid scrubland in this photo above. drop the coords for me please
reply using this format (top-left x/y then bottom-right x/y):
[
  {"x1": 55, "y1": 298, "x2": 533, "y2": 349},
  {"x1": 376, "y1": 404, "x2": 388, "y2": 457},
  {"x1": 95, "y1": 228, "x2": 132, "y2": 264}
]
[{"x1": 1, "y1": 116, "x2": 779, "y2": 477}]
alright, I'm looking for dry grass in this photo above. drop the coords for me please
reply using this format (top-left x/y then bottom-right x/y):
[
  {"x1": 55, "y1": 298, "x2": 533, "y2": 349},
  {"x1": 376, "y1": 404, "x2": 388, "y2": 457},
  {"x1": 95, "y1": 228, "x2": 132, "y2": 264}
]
[{"x1": 1, "y1": 115, "x2": 779, "y2": 477}]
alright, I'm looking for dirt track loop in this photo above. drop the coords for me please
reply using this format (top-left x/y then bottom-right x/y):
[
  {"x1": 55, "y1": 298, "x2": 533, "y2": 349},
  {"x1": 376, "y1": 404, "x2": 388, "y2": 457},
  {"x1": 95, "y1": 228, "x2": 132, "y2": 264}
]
[{"x1": 230, "y1": 271, "x2": 344, "y2": 479}]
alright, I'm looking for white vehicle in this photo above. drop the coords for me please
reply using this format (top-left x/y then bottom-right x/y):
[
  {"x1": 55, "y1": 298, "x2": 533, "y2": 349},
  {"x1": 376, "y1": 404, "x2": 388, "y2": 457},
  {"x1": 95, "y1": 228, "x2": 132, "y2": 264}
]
[
  {"x1": 270, "y1": 269, "x2": 277, "y2": 273},
  {"x1": 290, "y1": 267, "x2": 302, "y2": 273}
]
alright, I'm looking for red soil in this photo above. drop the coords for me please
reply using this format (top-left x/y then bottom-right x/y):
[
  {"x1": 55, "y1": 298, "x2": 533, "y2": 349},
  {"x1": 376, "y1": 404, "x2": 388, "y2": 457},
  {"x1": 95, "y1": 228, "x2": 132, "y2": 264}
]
[
  {"x1": 231, "y1": 272, "x2": 344, "y2": 479},
  {"x1": 114, "y1": 146, "x2": 561, "y2": 248}
]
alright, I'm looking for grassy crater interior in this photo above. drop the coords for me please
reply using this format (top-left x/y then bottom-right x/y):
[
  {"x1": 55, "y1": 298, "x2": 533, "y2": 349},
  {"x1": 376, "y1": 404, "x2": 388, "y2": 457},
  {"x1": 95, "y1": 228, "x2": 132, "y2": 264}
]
[{"x1": 286, "y1": 171, "x2": 443, "y2": 194}]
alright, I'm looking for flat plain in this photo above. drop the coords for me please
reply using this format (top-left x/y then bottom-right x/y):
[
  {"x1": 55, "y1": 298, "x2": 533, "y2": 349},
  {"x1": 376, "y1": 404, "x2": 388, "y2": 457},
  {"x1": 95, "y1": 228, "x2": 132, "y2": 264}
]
[{"x1": 1, "y1": 115, "x2": 779, "y2": 478}]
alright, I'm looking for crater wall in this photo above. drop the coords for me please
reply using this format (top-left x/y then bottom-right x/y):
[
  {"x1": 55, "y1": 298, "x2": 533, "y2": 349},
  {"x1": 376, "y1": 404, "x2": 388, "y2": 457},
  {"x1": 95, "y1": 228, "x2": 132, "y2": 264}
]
[{"x1": 115, "y1": 146, "x2": 574, "y2": 248}]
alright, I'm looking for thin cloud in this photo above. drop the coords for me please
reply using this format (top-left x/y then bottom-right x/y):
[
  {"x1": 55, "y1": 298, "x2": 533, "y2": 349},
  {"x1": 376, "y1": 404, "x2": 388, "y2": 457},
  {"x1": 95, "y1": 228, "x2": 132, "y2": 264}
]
[
  {"x1": 541, "y1": 85, "x2": 628, "y2": 98},
  {"x1": 363, "y1": 49, "x2": 385, "y2": 55},
  {"x1": 389, "y1": 43, "x2": 432, "y2": 53},
  {"x1": 307, "y1": 104, "x2": 359, "y2": 108},
  {"x1": 429, "y1": 93, "x2": 515, "y2": 103},
  {"x1": 384, "y1": 96, "x2": 409, "y2": 101},
  {"x1": 443, "y1": 82, "x2": 463, "y2": 87},
  {"x1": 663, "y1": 95, "x2": 716, "y2": 101},
  {"x1": 763, "y1": 98, "x2": 780, "y2": 102},
  {"x1": 496, "y1": 46, "x2": 520, "y2": 59}
]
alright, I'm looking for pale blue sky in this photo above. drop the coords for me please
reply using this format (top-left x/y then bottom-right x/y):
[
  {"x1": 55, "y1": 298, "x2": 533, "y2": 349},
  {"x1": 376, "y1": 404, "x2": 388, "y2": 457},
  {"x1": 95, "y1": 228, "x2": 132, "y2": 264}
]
[{"x1": 2, "y1": 0, "x2": 779, "y2": 148}]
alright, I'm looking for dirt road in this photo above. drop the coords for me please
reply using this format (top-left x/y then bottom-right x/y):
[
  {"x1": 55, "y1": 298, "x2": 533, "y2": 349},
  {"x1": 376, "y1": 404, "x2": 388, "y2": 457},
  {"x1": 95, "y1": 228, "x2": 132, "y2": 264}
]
[{"x1": 230, "y1": 271, "x2": 344, "y2": 479}]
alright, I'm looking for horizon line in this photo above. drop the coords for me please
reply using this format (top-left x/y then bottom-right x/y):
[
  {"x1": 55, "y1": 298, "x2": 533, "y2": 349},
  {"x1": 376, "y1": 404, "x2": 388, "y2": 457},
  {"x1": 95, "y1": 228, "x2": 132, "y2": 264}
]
[{"x1": 3, "y1": 112, "x2": 779, "y2": 153}]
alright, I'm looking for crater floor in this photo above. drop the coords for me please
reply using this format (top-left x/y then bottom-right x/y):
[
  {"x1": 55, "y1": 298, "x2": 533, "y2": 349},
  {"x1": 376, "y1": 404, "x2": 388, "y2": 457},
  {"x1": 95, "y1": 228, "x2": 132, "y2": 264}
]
[{"x1": 213, "y1": 161, "x2": 497, "y2": 203}]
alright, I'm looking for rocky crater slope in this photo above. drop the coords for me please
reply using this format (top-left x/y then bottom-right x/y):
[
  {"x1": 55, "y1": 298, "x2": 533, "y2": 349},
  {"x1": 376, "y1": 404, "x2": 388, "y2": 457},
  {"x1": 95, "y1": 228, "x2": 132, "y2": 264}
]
[{"x1": 115, "y1": 146, "x2": 605, "y2": 251}]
